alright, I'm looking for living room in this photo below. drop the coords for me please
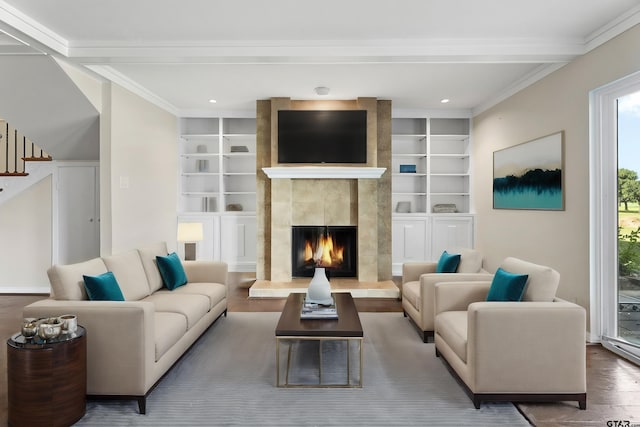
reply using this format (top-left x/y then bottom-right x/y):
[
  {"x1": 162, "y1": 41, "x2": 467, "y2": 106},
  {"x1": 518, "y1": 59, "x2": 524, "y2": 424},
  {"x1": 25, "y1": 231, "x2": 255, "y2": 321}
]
[{"x1": 1, "y1": 1, "x2": 640, "y2": 425}]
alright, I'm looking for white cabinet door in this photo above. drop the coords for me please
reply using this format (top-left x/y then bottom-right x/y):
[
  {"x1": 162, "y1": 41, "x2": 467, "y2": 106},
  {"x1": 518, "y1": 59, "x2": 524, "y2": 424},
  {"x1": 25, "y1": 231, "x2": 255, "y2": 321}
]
[
  {"x1": 392, "y1": 218, "x2": 427, "y2": 276},
  {"x1": 220, "y1": 215, "x2": 256, "y2": 272},
  {"x1": 431, "y1": 216, "x2": 474, "y2": 260},
  {"x1": 56, "y1": 165, "x2": 100, "y2": 264}
]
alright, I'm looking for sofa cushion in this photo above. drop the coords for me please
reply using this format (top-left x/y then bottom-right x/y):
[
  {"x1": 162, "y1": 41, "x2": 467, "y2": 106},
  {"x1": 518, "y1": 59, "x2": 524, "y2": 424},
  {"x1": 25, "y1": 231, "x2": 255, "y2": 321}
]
[
  {"x1": 102, "y1": 250, "x2": 151, "y2": 301},
  {"x1": 154, "y1": 312, "x2": 188, "y2": 362},
  {"x1": 456, "y1": 248, "x2": 483, "y2": 273},
  {"x1": 48, "y1": 257, "x2": 108, "y2": 301},
  {"x1": 486, "y1": 268, "x2": 528, "y2": 302},
  {"x1": 500, "y1": 257, "x2": 560, "y2": 302},
  {"x1": 83, "y1": 272, "x2": 125, "y2": 301},
  {"x1": 138, "y1": 242, "x2": 169, "y2": 293},
  {"x1": 436, "y1": 251, "x2": 461, "y2": 273},
  {"x1": 156, "y1": 252, "x2": 188, "y2": 290},
  {"x1": 143, "y1": 293, "x2": 210, "y2": 329},
  {"x1": 156, "y1": 282, "x2": 226, "y2": 310},
  {"x1": 402, "y1": 281, "x2": 421, "y2": 311},
  {"x1": 435, "y1": 311, "x2": 468, "y2": 363}
]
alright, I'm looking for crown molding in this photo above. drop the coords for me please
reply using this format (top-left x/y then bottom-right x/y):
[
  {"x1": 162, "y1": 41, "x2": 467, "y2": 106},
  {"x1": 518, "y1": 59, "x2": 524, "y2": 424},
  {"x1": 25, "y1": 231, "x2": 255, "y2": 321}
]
[
  {"x1": 584, "y1": 4, "x2": 640, "y2": 52},
  {"x1": 472, "y1": 63, "x2": 567, "y2": 116},
  {"x1": 67, "y1": 37, "x2": 583, "y2": 64},
  {"x1": 0, "y1": 1, "x2": 68, "y2": 56},
  {"x1": 86, "y1": 65, "x2": 179, "y2": 116}
]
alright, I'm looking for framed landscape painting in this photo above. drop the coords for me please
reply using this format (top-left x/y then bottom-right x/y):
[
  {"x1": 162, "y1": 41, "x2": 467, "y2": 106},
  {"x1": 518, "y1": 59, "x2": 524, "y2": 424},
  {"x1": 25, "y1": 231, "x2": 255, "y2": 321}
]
[{"x1": 493, "y1": 131, "x2": 564, "y2": 210}]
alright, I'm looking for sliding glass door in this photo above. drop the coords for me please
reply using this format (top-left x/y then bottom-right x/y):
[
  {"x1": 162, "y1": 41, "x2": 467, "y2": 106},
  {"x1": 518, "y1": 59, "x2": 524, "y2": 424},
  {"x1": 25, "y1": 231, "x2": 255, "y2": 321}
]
[
  {"x1": 591, "y1": 71, "x2": 640, "y2": 364},
  {"x1": 617, "y1": 91, "x2": 640, "y2": 350}
]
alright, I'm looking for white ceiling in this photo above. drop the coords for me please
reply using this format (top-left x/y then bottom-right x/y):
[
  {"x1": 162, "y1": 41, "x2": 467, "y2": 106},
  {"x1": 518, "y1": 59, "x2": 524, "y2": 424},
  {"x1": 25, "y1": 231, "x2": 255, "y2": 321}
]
[{"x1": 1, "y1": 0, "x2": 639, "y2": 117}]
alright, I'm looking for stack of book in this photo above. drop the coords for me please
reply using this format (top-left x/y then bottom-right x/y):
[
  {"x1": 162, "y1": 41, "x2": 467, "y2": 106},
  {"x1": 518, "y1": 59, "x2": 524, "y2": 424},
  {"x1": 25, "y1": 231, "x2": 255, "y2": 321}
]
[{"x1": 301, "y1": 298, "x2": 338, "y2": 319}]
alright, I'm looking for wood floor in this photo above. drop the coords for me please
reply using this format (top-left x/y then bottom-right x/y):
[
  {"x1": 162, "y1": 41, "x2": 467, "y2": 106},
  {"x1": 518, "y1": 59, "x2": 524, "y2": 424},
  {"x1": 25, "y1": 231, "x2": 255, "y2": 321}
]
[{"x1": 1, "y1": 273, "x2": 639, "y2": 426}]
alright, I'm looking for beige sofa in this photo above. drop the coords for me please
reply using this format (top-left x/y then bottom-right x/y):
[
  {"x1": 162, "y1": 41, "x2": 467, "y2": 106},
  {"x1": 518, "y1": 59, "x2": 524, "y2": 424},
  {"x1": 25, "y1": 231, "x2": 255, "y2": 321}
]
[
  {"x1": 433, "y1": 257, "x2": 587, "y2": 409},
  {"x1": 402, "y1": 248, "x2": 491, "y2": 342},
  {"x1": 23, "y1": 242, "x2": 228, "y2": 414}
]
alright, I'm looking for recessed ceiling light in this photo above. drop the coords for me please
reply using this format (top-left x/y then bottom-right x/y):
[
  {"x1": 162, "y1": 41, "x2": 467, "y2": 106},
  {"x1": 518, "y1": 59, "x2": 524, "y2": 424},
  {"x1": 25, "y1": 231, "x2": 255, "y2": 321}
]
[
  {"x1": 314, "y1": 86, "x2": 330, "y2": 96},
  {"x1": 208, "y1": 99, "x2": 217, "y2": 104},
  {"x1": 440, "y1": 98, "x2": 450, "y2": 104}
]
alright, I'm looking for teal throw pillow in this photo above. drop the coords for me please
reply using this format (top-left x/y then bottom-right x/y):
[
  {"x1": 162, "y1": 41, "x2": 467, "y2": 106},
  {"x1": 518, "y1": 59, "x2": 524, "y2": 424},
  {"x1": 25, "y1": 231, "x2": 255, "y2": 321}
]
[
  {"x1": 83, "y1": 271, "x2": 125, "y2": 301},
  {"x1": 436, "y1": 250, "x2": 461, "y2": 273},
  {"x1": 486, "y1": 268, "x2": 529, "y2": 302},
  {"x1": 156, "y1": 252, "x2": 188, "y2": 290}
]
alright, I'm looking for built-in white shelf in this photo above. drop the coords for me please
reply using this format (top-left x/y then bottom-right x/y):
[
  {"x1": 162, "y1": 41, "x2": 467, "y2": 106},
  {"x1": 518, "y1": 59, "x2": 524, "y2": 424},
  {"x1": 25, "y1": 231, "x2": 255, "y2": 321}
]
[{"x1": 180, "y1": 117, "x2": 256, "y2": 214}]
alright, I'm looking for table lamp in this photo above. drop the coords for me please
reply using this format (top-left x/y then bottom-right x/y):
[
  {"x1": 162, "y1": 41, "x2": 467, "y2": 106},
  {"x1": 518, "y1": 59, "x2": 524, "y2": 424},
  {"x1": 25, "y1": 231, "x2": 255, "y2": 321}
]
[{"x1": 177, "y1": 222, "x2": 203, "y2": 261}]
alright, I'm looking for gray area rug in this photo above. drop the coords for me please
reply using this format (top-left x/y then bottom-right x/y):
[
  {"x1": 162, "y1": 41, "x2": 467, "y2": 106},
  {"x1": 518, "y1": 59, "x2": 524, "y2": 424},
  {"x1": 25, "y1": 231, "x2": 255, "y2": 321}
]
[{"x1": 77, "y1": 312, "x2": 529, "y2": 426}]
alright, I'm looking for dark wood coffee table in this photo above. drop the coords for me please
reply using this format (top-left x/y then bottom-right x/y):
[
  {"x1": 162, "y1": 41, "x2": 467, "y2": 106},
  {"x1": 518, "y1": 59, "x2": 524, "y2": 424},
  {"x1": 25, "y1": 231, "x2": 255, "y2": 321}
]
[{"x1": 275, "y1": 292, "x2": 363, "y2": 387}]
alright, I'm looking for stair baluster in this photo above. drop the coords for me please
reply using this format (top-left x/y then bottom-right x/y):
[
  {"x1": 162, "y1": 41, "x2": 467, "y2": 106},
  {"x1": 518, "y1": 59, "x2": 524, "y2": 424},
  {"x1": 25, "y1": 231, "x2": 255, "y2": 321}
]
[{"x1": 0, "y1": 120, "x2": 50, "y2": 177}]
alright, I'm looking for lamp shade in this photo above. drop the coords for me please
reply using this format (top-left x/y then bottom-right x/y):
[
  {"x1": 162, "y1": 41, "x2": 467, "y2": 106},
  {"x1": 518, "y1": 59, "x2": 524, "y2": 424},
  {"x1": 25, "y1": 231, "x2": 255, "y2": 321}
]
[{"x1": 177, "y1": 222, "x2": 203, "y2": 242}]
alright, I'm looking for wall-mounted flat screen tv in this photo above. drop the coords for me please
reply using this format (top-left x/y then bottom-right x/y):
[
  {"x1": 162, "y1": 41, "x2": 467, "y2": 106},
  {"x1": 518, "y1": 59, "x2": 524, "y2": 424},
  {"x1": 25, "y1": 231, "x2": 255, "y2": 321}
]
[{"x1": 277, "y1": 110, "x2": 367, "y2": 164}]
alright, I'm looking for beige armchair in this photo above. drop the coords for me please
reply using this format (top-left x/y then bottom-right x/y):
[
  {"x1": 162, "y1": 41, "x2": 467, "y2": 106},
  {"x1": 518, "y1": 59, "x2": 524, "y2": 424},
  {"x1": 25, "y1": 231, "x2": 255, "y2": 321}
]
[
  {"x1": 402, "y1": 248, "x2": 491, "y2": 342},
  {"x1": 433, "y1": 257, "x2": 587, "y2": 409}
]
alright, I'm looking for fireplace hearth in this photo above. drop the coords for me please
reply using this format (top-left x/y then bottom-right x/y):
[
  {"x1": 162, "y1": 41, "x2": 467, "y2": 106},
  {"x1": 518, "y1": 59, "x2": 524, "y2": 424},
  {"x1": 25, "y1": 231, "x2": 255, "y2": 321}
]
[{"x1": 291, "y1": 226, "x2": 357, "y2": 278}]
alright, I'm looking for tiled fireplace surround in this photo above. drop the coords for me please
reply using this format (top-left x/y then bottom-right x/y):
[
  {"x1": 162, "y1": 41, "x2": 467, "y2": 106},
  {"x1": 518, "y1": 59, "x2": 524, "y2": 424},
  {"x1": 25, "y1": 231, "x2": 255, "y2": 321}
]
[{"x1": 256, "y1": 98, "x2": 392, "y2": 283}]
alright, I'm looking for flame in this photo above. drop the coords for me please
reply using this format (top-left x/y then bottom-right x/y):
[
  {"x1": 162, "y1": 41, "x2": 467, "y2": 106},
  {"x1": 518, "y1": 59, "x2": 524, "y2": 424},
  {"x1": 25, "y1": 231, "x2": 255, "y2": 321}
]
[
  {"x1": 308, "y1": 233, "x2": 344, "y2": 267},
  {"x1": 304, "y1": 241, "x2": 314, "y2": 262}
]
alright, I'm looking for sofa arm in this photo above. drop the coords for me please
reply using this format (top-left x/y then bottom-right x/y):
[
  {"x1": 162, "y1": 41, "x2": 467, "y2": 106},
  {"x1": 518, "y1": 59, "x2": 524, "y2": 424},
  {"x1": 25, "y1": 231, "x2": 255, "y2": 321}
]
[
  {"x1": 23, "y1": 299, "x2": 156, "y2": 396},
  {"x1": 434, "y1": 281, "x2": 492, "y2": 315},
  {"x1": 402, "y1": 262, "x2": 437, "y2": 283},
  {"x1": 467, "y1": 299, "x2": 586, "y2": 393},
  {"x1": 183, "y1": 261, "x2": 228, "y2": 285}
]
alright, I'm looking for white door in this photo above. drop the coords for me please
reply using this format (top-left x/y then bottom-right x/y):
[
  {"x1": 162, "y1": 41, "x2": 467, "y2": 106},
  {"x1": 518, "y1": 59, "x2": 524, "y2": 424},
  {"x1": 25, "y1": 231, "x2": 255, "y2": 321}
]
[{"x1": 57, "y1": 165, "x2": 99, "y2": 264}]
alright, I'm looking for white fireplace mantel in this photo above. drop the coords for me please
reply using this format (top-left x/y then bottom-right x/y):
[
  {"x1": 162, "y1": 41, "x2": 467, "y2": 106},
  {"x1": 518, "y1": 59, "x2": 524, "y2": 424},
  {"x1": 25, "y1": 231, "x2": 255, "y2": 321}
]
[{"x1": 262, "y1": 166, "x2": 386, "y2": 179}]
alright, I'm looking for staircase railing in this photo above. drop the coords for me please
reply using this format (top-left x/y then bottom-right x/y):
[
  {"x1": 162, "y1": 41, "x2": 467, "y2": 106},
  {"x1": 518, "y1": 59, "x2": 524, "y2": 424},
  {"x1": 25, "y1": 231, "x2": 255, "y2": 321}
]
[{"x1": 0, "y1": 120, "x2": 51, "y2": 178}]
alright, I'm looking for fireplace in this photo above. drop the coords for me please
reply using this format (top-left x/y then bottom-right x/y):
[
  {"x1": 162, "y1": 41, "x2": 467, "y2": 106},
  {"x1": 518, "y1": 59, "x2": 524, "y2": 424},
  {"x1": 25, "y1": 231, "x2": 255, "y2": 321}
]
[{"x1": 291, "y1": 226, "x2": 357, "y2": 278}]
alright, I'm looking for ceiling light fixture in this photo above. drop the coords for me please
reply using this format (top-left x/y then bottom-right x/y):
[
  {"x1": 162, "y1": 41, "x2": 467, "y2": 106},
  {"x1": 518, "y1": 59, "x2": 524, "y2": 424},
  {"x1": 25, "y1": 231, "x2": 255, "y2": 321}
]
[
  {"x1": 208, "y1": 99, "x2": 217, "y2": 104},
  {"x1": 440, "y1": 98, "x2": 450, "y2": 104},
  {"x1": 314, "y1": 86, "x2": 330, "y2": 96}
]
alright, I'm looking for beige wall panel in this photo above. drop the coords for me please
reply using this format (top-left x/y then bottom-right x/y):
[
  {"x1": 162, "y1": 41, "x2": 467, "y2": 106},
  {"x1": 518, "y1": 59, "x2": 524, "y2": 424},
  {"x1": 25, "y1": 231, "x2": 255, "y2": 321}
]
[
  {"x1": 0, "y1": 177, "x2": 52, "y2": 289},
  {"x1": 109, "y1": 84, "x2": 178, "y2": 254}
]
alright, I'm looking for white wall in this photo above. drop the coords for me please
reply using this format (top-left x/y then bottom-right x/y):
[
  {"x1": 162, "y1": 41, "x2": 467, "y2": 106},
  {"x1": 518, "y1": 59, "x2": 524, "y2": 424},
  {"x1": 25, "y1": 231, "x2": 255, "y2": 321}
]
[
  {"x1": 0, "y1": 176, "x2": 51, "y2": 291},
  {"x1": 55, "y1": 58, "x2": 103, "y2": 114},
  {"x1": 472, "y1": 24, "x2": 640, "y2": 326},
  {"x1": 0, "y1": 63, "x2": 178, "y2": 292},
  {"x1": 107, "y1": 84, "x2": 178, "y2": 254}
]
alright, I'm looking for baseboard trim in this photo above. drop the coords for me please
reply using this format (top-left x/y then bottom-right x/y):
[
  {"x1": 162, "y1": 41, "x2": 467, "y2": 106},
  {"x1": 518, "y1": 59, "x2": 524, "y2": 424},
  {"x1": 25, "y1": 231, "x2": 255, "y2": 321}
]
[{"x1": 0, "y1": 285, "x2": 50, "y2": 294}]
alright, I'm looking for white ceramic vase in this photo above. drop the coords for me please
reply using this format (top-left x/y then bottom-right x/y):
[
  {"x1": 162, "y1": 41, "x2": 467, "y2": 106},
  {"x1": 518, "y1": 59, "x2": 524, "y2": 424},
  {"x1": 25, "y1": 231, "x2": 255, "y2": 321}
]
[{"x1": 306, "y1": 267, "x2": 333, "y2": 305}]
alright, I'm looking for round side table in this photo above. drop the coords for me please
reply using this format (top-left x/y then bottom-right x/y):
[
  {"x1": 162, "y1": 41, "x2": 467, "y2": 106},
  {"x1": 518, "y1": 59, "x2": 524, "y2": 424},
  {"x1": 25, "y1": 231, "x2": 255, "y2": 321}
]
[{"x1": 7, "y1": 326, "x2": 87, "y2": 427}]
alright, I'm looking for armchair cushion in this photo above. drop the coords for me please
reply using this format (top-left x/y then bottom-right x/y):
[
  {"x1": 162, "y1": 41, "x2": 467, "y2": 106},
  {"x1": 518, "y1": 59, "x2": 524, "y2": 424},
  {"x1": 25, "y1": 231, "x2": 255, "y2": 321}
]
[
  {"x1": 436, "y1": 251, "x2": 461, "y2": 273},
  {"x1": 403, "y1": 281, "x2": 421, "y2": 311},
  {"x1": 501, "y1": 257, "x2": 560, "y2": 302},
  {"x1": 456, "y1": 248, "x2": 484, "y2": 273},
  {"x1": 486, "y1": 268, "x2": 528, "y2": 302},
  {"x1": 435, "y1": 311, "x2": 468, "y2": 362}
]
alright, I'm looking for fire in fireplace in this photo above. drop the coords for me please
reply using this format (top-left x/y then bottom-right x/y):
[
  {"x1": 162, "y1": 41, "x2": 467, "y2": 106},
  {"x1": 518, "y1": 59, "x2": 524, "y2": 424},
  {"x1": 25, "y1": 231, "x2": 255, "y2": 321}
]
[{"x1": 291, "y1": 226, "x2": 357, "y2": 278}]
